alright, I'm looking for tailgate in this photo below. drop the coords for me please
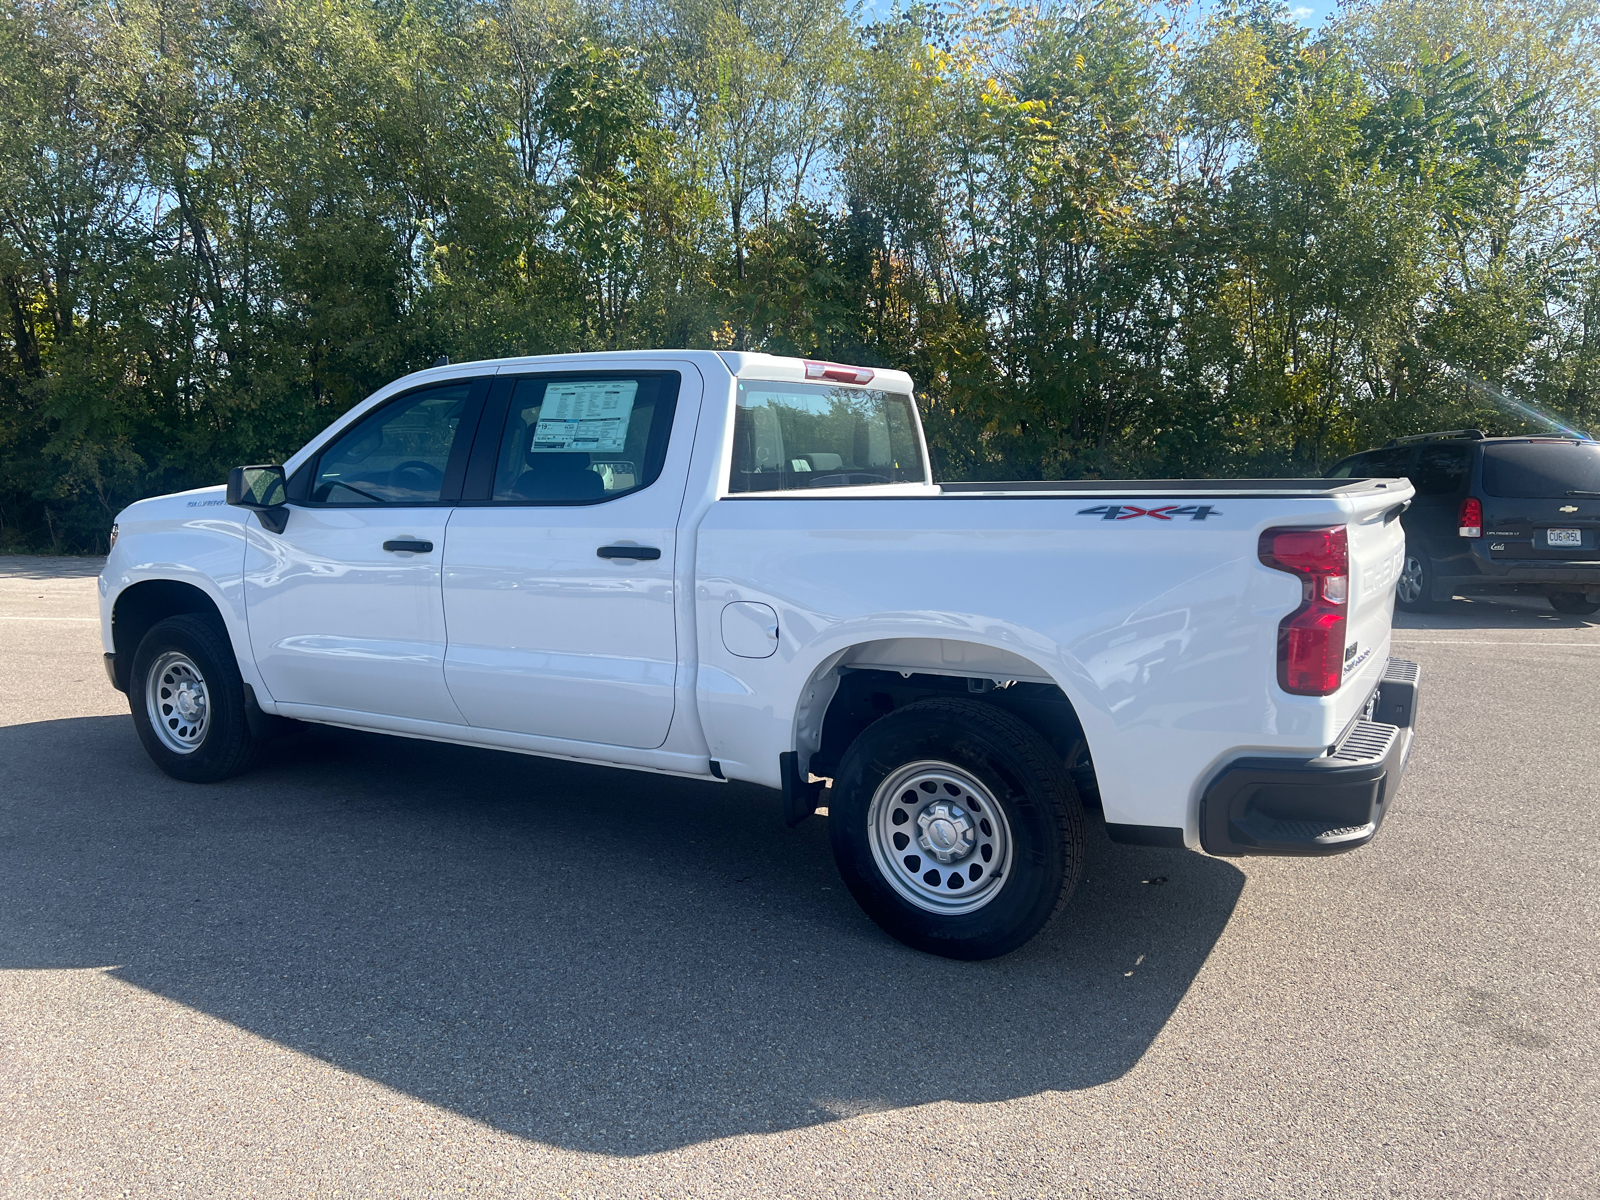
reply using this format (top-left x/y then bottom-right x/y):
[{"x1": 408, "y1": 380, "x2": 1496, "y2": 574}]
[{"x1": 1340, "y1": 487, "x2": 1409, "y2": 714}]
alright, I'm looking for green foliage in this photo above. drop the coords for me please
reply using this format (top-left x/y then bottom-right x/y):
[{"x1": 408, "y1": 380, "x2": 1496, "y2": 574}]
[{"x1": 3, "y1": 0, "x2": 1600, "y2": 549}]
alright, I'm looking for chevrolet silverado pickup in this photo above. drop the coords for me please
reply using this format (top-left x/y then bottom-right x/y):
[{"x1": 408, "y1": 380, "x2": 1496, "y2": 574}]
[{"x1": 100, "y1": 351, "x2": 1421, "y2": 958}]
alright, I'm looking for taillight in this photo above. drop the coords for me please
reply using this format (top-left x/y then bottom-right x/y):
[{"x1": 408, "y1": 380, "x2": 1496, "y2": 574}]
[
  {"x1": 1458, "y1": 496, "x2": 1482, "y2": 538},
  {"x1": 804, "y1": 360, "x2": 874, "y2": 385},
  {"x1": 1259, "y1": 525, "x2": 1349, "y2": 696}
]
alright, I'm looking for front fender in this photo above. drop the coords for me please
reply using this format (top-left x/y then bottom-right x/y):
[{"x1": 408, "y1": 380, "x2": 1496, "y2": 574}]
[{"x1": 100, "y1": 487, "x2": 269, "y2": 701}]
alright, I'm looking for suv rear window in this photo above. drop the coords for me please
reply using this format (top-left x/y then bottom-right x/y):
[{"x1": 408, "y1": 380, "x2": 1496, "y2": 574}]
[
  {"x1": 729, "y1": 381, "x2": 926, "y2": 493},
  {"x1": 1482, "y1": 441, "x2": 1600, "y2": 498}
]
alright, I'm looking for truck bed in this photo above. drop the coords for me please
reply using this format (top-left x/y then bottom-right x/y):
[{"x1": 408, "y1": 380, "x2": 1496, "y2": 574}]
[{"x1": 938, "y1": 479, "x2": 1404, "y2": 498}]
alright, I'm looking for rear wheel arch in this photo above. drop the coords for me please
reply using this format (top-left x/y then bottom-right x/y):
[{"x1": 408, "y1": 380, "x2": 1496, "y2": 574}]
[
  {"x1": 111, "y1": 580, "x2": 232, "y2": 692},
  {"x1": 799, "y1": 641, "x2": 1100, "y2": 808}
]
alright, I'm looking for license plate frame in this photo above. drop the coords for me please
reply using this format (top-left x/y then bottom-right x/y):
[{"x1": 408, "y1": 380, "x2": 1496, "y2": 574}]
[{"x1": 1547, "y1": 527, "x2": 1583, "y2": 548}]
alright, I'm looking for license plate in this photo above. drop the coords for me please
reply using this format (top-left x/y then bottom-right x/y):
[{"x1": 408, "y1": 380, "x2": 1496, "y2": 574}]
[{"x1": 1548, "y1": 528, "x2": 1583, "y2": 547}]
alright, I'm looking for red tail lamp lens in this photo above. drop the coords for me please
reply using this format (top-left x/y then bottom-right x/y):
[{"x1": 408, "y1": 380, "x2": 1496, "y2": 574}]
[
  {"x1": 1458, "y1": 496, "x2": 1482, "y2": 538},
  {"x1": 1259, "y1": 525, "x2": 1349, "y2": 696}
]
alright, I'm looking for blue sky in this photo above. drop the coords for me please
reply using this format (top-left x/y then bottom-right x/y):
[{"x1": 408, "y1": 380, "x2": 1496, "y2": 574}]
[
  {"x1": 1286, "y1": 1, "x2": 1338, "y2": 26},
  {"x1": 858, "y1": 1, "x2": 1342, "y2": 31}
]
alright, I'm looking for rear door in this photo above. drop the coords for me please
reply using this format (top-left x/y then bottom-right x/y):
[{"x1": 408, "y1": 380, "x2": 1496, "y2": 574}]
[{"x1": 440, "y1": 365, "x2": 701, "y2": 749}]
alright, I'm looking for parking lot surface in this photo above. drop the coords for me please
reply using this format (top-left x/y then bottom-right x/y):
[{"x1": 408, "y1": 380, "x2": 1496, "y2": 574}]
[{"x1": 1, "y1": 555, "x2": 1596, "y2": 1198}]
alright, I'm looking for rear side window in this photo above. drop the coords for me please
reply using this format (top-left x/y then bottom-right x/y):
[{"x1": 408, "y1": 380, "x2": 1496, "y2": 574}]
[
  {"x1": 489, "y1": 373, "x2": 679, "y2": 503},
  {"x1": 1411, "y1": 445, "x2": 1473, "y2": 495},
  {"x1": 1482, "y1": 441, "x2": 1600, "y2": 498},
  {"x1": 729, "y1": 381, "x2": 926, "y2": 493},
  {"x1": 1327, "y1": 447, "x2": 1413, "y2": 479}
]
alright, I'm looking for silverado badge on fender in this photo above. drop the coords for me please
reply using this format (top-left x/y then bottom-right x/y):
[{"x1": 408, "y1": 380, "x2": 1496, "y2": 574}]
[{"x1": 1077, "y1": 504, "x2": 1221, "y2": 521}]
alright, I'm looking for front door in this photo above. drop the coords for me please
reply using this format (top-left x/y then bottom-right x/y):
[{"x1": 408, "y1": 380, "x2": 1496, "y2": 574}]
[
  {"x1": 244, "y1": 378, "x2": 486, "y2": 725},
  {"x1": 441, "y1": 368, "x2": 697, "y2": 749}
]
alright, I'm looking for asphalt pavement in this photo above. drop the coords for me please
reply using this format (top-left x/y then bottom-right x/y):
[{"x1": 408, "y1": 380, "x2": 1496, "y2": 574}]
[{"x1": 1, "y1": 555, "x2": 1595, "y2": 1198}]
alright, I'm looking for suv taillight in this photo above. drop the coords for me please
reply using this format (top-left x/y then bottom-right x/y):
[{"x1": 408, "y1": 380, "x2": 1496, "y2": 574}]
[
  {"x1": 1259, "y1": 525, "x2": 1349, "y2": 696},
  {"x1": 1458, "y1": 496, "x2": 1482, "y2": 538}
]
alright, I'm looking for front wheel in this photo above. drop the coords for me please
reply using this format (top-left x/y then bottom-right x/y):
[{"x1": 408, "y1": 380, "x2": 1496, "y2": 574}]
[
  {"x1": 828, "y1": 698, "x2": 1086, "y2": 960},
  {"x1": 1395, "y1": 551, "x2": 1441, "y2": 612},
  {"x1": 129, "y1": 614, "x2": 261, "y2": 783},
  {"x1": 1549, "y1": 592, "x2": 1600, "y2": 615}
]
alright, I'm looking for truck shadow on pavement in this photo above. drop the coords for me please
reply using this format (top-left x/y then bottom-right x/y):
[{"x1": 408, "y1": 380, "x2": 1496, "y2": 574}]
[
  {"x1": 1, "y1": 714, "x2": 1245, "y2": 1156},
  {"x1": 1393, "y1": 594, "x2": 1600, "y2": 631}
]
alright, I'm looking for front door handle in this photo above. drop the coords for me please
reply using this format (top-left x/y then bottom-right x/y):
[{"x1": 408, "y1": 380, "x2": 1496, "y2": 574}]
[
  {"x1": 597, "y1": 545, "x2": 661, "y2": 561},
  {"x1": 383, "y1": 539, "x2": 434, "y2": 553}
]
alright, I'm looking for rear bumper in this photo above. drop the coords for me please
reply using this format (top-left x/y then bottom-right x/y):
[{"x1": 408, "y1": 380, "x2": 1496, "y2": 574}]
[
  {"x1": 1200, "y1": 658, "x2": 1420, "y2": 857},
  {"x1": 1441, "y1": 552, "x2": 1600, "y2": 594}
]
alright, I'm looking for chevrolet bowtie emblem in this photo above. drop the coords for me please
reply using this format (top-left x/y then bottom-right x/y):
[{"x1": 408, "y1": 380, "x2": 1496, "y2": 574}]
[{"x1": 1560, "y1": 505, "x2": 1579, "y2": 513}]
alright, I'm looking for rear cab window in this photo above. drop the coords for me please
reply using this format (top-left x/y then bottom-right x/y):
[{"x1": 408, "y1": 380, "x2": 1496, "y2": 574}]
[
  {"x1": 729, "y1": 380, "x2": 927, "y2": 493},
  {"x1": 1482, "y1": 441, "x2": 1600, "y2": 498}
]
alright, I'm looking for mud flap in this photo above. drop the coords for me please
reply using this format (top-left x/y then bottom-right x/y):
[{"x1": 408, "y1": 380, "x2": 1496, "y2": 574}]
[{"x1": 780, "y1": 750, "x2": 824, "y2": 827}]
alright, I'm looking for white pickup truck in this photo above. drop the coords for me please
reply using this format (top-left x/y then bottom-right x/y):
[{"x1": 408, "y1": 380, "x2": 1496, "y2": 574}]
[{"x1": 100, "y1": 350, "x2": 1421, "y2": 958}]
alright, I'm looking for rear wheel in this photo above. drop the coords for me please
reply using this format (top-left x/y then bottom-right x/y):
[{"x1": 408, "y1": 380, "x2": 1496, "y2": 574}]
[
  {"x1": 129, "y1": 615, "x2": 260, "y2": 782},
  {"x1": 1395, "y1": 551, "x2": 1441, "y2": 612},
  {"x1": 1549, "y1": 592, "x2": 1600, "y2": 615},
  {"x1": 828, "y1": 697, "x2": 1085, "y2": 960}
]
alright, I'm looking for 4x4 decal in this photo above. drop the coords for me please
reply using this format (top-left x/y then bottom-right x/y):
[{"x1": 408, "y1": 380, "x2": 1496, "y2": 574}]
[{"x1": 1077, "y1": 504, "x2": 1221, "y2": 521}]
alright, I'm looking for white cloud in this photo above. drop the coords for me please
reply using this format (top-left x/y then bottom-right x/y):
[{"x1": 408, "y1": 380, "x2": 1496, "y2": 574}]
[{"x1": 1292, "y1": 5, "x2": 1315, "y2": 16}]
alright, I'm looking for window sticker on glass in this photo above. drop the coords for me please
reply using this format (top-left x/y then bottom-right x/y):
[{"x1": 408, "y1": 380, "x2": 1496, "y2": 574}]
[{"x1": 531, "y1": 379, "x2": 638, "y2": 453}]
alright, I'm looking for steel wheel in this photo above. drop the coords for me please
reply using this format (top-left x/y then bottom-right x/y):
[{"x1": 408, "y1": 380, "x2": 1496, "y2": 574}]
[
  {"x1": 145, "y1": 650, "x2": 211, "y2": 754},
  {"x1": 867, "y1": 760, "x2": 1013, "y2": 916},
  {"x1": 1396, "y1": 554, "x2": 1425, "y2": 605}
]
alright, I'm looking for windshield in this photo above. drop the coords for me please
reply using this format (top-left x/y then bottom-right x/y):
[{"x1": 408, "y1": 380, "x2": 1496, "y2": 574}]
[
  {"x1": 1481, "y1": 441, "x2": 1600, "y2": 498},
  {"x1": 729, "y1": 381, "x2": 926, "y2": 493}
]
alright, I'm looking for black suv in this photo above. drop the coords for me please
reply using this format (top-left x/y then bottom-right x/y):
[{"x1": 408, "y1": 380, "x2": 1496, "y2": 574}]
[{"x1": 1328, "y1": 431, "x2": 1600, "y2": 614}]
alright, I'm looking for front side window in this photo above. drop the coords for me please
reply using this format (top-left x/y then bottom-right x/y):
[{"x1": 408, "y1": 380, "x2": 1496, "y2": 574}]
[
  {"x1": 490, "y1": 373, "x2": 679, "y2": 503},
  {"x1": 1482, "y1": 441, "x2": 1600, "y2": 498},
  {"x1": 729, "y1": 381, "x2": 926, "y2": 493},
  {"x1": 311, "y1": 383, "x2": 473, "y2": 504}
]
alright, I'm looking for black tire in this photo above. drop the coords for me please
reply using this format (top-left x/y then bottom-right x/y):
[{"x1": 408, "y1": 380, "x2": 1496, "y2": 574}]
[
  {"x1": 828, "y1": 697, "x2": 1086, "y2": 960},
  {"x1": 1549, "y1": 592, "x2": 1600, "y2": 615},
  {"x1": 129, "y1": 614, "x2": 261, "y2": 783},
  {"x1": 1395, "y1": 550, "x2": 1441, "y2": 612}
]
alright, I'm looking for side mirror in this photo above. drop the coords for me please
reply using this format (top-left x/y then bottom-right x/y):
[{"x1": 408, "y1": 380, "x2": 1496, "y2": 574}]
[{"x1": 227, "y1": 465, "x2": 290, "y2": 534}]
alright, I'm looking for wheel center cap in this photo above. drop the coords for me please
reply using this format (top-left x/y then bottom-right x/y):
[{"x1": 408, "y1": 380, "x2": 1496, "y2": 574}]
[
  {"x1": 175, "y1": 686, "x2": 201, "y2": 719},
  {"x1": 916, "y1": 802, "x2": 975, "y2": 864}
]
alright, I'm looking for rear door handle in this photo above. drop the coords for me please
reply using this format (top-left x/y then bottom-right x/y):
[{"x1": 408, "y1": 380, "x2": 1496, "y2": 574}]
[
  {"x1": 383, "y1": 539, "x2": 434, "y2": 553},
  {"x1": 597, "y1": 545, "x2": 661, "y2": 561}
]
